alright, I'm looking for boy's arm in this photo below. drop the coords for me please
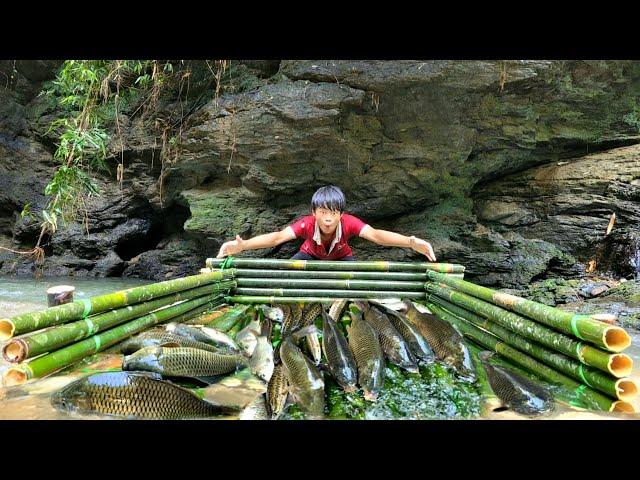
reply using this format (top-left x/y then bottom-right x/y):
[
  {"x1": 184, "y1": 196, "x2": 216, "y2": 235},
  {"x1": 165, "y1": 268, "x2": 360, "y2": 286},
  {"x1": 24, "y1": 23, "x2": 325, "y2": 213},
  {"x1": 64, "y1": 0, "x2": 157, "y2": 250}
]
[
  {"x1": 359, "y1": 226, "x2": 437, "y2": 261},
  {"x1": 216, "y1": 227, "x2": 296, "y2": 258}
]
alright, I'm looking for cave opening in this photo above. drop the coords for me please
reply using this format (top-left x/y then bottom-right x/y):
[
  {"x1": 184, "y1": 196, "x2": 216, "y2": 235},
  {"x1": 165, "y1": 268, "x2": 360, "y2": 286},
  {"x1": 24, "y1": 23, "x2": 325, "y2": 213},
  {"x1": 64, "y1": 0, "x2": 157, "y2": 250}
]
[{"x1": 114, "y1": 202, "x2": 192, "y2": 261}]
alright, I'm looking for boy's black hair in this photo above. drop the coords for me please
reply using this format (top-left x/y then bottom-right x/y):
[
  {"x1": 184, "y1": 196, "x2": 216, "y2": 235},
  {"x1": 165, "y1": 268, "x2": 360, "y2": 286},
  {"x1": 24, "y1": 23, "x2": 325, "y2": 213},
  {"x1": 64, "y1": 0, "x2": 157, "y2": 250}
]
[{"x1": 311, "y1": 185, "x2": 346, "y2": 213}]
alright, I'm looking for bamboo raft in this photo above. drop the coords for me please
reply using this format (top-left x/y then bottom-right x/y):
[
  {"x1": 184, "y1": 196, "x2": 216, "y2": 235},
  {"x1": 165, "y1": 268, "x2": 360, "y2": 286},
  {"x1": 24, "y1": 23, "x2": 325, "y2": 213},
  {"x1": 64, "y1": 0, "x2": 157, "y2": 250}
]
[{"x1": 0, "y1": 257, "x2": 637, "y2": 415}]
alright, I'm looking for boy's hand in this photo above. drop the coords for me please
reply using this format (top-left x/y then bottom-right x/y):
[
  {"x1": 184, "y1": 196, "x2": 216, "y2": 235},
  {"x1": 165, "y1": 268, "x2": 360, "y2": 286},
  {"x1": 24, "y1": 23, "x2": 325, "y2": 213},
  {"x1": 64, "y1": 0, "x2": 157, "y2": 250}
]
[
  {"x1": 409, "y1": 236, "x2": 437, "y2": 262},
  {"x1": 216, "y1": 235, "x2": 245, "y2": 258}
]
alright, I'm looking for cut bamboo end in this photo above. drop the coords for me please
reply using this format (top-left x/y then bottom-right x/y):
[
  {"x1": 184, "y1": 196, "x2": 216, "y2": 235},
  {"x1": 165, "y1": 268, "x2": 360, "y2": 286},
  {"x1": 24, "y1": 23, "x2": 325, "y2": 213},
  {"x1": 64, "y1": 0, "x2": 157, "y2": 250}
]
[
  {"x1": 615, "y1": 379, "x2": 638, "y2": 402},
  {"x1": 608, "y1": 353, "x2": 633, "y2": 378},
  {"x1": 610, "y1": 401, "x2": 636, "y2": 414},
  {"x1": 0, "y1": 319, "x2": 15, "y2": 341},
  {"x1": 603, "y1": 326, "x2": 631, "y2": 352},
  {"x1": 2, "y1": 339, "x2": 27, "y2": 363},
  {"x1": 3, "y1": 367, "x2": 29, "y2": 386}
]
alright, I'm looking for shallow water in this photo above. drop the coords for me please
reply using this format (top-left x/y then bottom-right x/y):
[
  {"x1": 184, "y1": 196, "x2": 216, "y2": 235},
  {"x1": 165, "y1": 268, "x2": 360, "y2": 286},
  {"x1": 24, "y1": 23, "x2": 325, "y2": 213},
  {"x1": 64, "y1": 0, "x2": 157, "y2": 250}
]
[{"x1": 1, "y1": 277, "x2": 639, "y2": 420}]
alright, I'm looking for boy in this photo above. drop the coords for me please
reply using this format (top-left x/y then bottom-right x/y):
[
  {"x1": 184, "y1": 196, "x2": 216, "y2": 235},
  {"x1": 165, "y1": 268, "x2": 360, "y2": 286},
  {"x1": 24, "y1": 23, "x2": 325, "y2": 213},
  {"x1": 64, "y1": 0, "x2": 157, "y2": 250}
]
[{"x1": 216, "y1": 185, "x2": 436, "y2": 261}]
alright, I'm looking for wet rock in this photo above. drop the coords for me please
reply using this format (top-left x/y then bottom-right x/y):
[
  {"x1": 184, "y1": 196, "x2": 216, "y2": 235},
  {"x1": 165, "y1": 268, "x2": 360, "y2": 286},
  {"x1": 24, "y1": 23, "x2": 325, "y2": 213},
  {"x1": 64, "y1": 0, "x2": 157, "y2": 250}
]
[{"x1": 3, "y1": 60, "x2": 640, "y2": 287}]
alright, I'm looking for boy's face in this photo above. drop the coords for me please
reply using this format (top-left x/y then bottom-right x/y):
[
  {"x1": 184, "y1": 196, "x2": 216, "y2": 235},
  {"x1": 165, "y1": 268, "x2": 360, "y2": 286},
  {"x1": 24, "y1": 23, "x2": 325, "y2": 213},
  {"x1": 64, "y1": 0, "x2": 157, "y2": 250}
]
[{"x1": 312, "y1": 207, "x2": 343, "y2": 236}]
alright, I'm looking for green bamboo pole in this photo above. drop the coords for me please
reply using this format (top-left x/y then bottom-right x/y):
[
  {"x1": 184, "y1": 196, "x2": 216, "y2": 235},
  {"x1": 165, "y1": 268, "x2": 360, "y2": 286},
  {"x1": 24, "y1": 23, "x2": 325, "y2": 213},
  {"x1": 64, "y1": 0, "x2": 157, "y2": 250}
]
[
  {"x1": 234, "y1": 287, "x2": 425, "y2": 299},
  {"x1": 235, "y1": 277, "x2": 426, "y2": 291},
  {"x1": 229, "y1": 296, "x2": 339, "y2": 305},
  {"x1": 2, "y1": 293, "x2": 225, "y2": 386},
  {"x1": 426, "y1": 271, "x2": 630, "y2": 352},
  {"x1": 425, "y1": 283, "x2": 630, "y2": 378},
  {"x1": 0, "y1": 271, "x2": 236, "y2": 340},
  {"x1": 426, "y1": 295, "x2": 637, "y2": 401},
  {"x1": 204, "y1": 305, "x2": 250, "y2": 332},
  {"x1": 425, "y1": 303, "x2": 635, "y2": 414},
  {"x1": 233, "y1": 269, "x2": 464, "y2": 280},
  {"x1": 207, "y1": 258, "x2": 465, "y2": 273},
  {"x1": 2, "y1": 287, "x2": 228, "y2": 363}
]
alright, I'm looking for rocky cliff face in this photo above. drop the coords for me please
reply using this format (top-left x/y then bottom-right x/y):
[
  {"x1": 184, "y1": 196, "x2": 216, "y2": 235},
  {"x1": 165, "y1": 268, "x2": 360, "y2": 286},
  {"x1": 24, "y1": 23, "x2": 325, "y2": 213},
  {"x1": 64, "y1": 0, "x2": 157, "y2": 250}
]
[{"x1": 1, "y1": 60, "x2": 639, "y2": 287}]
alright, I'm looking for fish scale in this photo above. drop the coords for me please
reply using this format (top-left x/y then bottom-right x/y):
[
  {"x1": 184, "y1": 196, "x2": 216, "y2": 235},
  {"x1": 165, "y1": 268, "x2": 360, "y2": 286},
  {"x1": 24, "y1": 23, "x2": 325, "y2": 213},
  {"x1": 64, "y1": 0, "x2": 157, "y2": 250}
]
[
  {"x1": 328, "y1": 299, "x2": 348, "y2": 321},
  {"x1": 119, "y1": 330, "x2": 222, "y2": 355},
  {"x1": 266, "y1": 363, "x2": 289, "y2": 419},
  {"x1": 167, "y1": 323, "x2": 239, "y2": 352},
  {"x1": 300, "y1": 303, "x2": 323, "y2": 364},
  {"x1": 361, "y1": 303, "x2": 418, "y2": 372},
  {"x1": 122, "y1": 346, "x2": 248, "y2": 377},
  {"x1": 278, "y1": 304, "x2": 294, "y2": 337},
  {"x1": 280, "y1": 327, "x2": 325, "y2": 418},
  {"x1": 51, "y1": 371, "x2": 236, "y2": 419},
  {"x1": 402, "y1": 300, "x2": 474, "y2": 377},
  {"x1": 347, "y1": 310, "x2": 385, "y2": 401},
  {"x1": 321, "y1": 310, "x2": 357, "y2": 392},
  {"x1": 370, "y1": 302, "x2": 434, "y2": 362},
  {"x1": 282, "y1": 303, "x2": 304, "y2": 337},
  {"x1": 301, "y1": 303, "x2": 323, "y2": 327},
  {"x1": 480, "y1": 353, "x2": 554, "y2": 416}
]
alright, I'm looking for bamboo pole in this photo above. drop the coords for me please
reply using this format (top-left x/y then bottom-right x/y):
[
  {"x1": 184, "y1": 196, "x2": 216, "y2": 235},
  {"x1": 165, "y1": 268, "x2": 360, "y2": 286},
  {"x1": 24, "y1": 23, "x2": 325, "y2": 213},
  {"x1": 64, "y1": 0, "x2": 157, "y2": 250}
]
[
  {"x1": 229, "y1": 296, "x2": 339, "y2": 305},
  {"x1": 426, "y1": 271, "x2": 630, "y2": 352},
  {"x1": 425, "y1": 303, "x2": 635, "y2": 414},
  {"x1": 2, "y1": 293, "x2": 225, "y2": 386},
  {"x1": 425, "y1": 283, "x2": 630, "y2": 377},
  {"x1": 207, "y1": 258, "x2": 465, "y2": 273},
  {"x1": 235, "y1": 278, "x2": 425, "y2": 291},
  {"x1": 0, "y1": 271, "x2": 236, "y2": 340},
  {"x1": 233, "y1": 269, "x2": 464, "y2": 280},
  {"x1": 2, "y1": 288, "x2": 227, "y2": 363},
  {"x1": 234, "y1": 287, "x2": 425, "y2": 299},
  {"x1": 426, "y1": 295, "x2": 637, "y2": 401}
]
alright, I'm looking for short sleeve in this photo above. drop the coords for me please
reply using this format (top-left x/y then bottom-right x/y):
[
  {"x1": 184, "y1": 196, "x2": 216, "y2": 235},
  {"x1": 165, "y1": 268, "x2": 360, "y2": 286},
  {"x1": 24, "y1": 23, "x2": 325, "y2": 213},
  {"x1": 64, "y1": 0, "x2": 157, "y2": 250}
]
[
  {"x1": 289, "y1": 216, "x2": 311, "y2": 239},
  {"x1": 343, "y1": 214, "x2": 368, "y2": 239}
]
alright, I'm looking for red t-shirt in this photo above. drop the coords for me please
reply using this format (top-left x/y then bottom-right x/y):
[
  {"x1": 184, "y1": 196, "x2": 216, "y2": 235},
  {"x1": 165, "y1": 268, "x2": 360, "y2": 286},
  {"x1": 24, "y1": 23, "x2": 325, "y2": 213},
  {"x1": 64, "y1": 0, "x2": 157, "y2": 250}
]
[{"x1": 288, "y1": 214, "x2": 369, "y2": 260}]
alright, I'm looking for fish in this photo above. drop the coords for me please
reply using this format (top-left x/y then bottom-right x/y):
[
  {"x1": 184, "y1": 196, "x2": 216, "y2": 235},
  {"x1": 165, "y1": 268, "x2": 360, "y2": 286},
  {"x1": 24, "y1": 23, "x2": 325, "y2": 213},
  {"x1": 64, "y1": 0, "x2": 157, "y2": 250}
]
[
  {"x1": 236, "y1": 317, "x2": 262, "y2": 357},
  {"x1": 122, "y1": 346, "x2": 249, "y2": 378},
  {"x1": 298, "y1": 302, "x2": 323, "y2": 364},
  {"x1": 321, "y1": 310, "x2": 358, "y2": 392},
  {"x1": 370, "y1": 301, "x2": 435, "y2": 363},
  {"x1": 328, "y1": 299, "x2": 348, "y2": 321},
  {"x1": 358, "y1": 301, "x2": 418, "y2": 373},
  {"x1": 401, "y1": 300, "x2": 475, "y2": 379},
  {"x1": 347, "y1": 309, "x2": 385, "y2": 402},
  {"x1": 166, "y1": 323, "x2": 240, "y2": 353},
  {"x1": 301, "y1": 302, "x2": 323, "y2": 327},
  {"x1": 51, "y1": 371, "x2": 238, "y2": 419},
  {"x1": 266, "y1": 362, "x2": 289, "y2": 419},
  {"x1": 282, "y1": 303, "x2": 303, "y2": 337},
  {"x1": 119, "y1": 329, "x2": 223, "y2": 355},
  {"x1": 278, "y1": 304, "x2": 293, "y2": 337},
  {"x1": 250, "y1": 323, "x2": 275, "y2": 382},
  {"x1": 479, "y1": 351, "x2": 554, "y2": 416},
  {"x1": 280, "y1": 325, "x2": 325, "y2": 419},
  {"x1": 258, "y1": 305, "x2": 284, "y2": 324}
]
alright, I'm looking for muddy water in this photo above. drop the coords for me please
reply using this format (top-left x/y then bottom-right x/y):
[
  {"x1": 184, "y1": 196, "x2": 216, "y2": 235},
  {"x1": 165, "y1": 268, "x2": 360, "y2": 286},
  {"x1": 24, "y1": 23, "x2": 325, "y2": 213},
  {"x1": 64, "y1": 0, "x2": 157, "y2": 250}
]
[{"x1": 1, "y1": 277, "x2": 639, "y2": 420}]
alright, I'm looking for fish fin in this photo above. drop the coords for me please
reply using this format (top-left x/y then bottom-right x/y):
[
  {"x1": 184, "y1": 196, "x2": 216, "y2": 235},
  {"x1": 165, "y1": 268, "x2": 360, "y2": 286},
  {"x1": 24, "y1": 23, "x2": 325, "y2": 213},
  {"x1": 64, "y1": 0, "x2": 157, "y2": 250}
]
[
  {"x1": 129, "y1": 371, "x2": 164, "y2": 381},
  {"x1": 290, "y1": 324, "x2": 317, "y2": 342},
  {"x1": 159, "y1": 342, "x2": 181, "y2": 348},
  {"x1": 194, "y1": 376, "x2": 223, "y2": 385}
]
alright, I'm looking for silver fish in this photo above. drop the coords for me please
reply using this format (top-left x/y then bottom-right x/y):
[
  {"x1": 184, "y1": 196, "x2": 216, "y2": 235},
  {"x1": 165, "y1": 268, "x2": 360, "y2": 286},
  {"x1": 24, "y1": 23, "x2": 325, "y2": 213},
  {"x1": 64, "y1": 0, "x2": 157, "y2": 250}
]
[{"x1": 250, "y1": 336, "x2": 275, "y2": 383}]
